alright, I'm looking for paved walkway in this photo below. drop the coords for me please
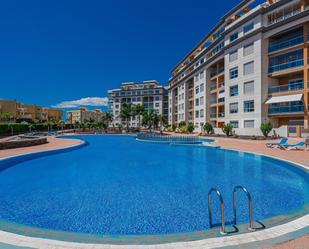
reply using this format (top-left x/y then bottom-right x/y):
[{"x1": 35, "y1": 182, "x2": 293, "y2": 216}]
[
  {"x1": 0, "y1": 136, "x2": 82, "y2": 158},
  {"x1": 209, "y1": 137, "x2": 309, "y2": 167}
]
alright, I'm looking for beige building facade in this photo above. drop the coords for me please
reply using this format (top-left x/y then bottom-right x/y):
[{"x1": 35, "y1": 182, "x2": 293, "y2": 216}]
[
  {"x1": 0, "y1": 99, "x2": 63, "y2": 123},
  {"x1": 67, "y1": 108, "x2": 104, "y2": 124}
]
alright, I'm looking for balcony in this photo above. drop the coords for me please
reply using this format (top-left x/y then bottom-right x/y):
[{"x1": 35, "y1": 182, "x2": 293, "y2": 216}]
[
  {"x1": 210, "y1": 67, "x2": 224, "y2": 78},
  {"x1": 269, "y1": 36, "x2": 304, "y2": 53},
  {"x1": 267, "y1": 8, "x2": 301, "y2": 27},
  {"x1": 269, "y1": 105, "x2": 304, "y2": 115},
  {"x1": 210, "y1": 99, "x2": 217, "y2": 105},
  {"x1": 269, "y1": 81, "x2": 304, "y2": 94},
  {"x1": 210, "y1": 113, "x2": 217, "y2": 118},
  {"x1": 269, "y1": 59, "x2": 304, "y2": 73},
  {"x1": 218, "y1": 82, "x2": 225, "y2": 89},
  {"x1": 210, "y1": 85, "x2": 217, "y2": 91}
]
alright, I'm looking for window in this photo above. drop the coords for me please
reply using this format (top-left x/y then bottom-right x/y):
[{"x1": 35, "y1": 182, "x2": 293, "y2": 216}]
[
  {"x1": 200, "y1": 71, "x2": 204, "y2": 79},
  {"x1": 230, "y1": 32, "x2": 238, "y2": 42},
  {"x1": 243, "y1": 22, "x2": 254, "y2": 34},
  {"x1": 195, "y1": 110, "x2": 199, "y2": 118},
  {"x1": 244, "y1": 43, "x2": 254, "y2": 56},
  {"x1": 230, "y1": 121, "x2": 239, "y2": 128},
  {"x1": 195, "y1": 74, "x2": 199, "y2": 82},
  {"x1": 244, "y1": 120, "x2": 255, "y2": 128},
  {"x1": 200, "y1": 96, "x2": 204, "y2": 105},
  {"x1": 200, "y1": 84, "x2": 204, "y2": 92},
  {"x1": 230, "y1": 67, "x2": 238, "y2": 79},
  {"x1": 244, "y1": 100, "x2": 254, "y2": 112},
  {"x1": 155, "y1": 103, "x2": 160, "y2": 108},
  {"x1": 195, "y1": 98, "x2": 199, "y2": 106},
  {"x1": 230, "y1": 102, "x2": 238, "y2": 114},
  {"x1": 195, "y1": 86, "x2": 199, "y2": 94},
  {"x1": 200, "y1": 109, "x2": 204, "y2": 118},
  {"x1": 230, "y1": 85, "x2": 239, "y2": 97},
  {"x1": 229, "y1": 50, "x2": 238, "y2": 62},
  {"x1": 115, "y1": 104, "x2": 119, "y2": 109},
  {"x1": 244, "y1": 61, "x2": 254, "y2": 75},
  {"x1": 155, "y1": 96, "x2": 160, "y2": 101},
  {"x1": 244, "y1": 81, "x2": 254, "y2": 95}
]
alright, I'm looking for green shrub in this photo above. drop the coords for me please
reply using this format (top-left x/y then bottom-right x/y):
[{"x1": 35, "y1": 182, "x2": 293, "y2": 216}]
[
  {"x1": 172, "y1": 124, "x2": 177, "y2": 131},
  {"x1": 187, "y1": 123, "x2": 195, "y2": 134},
  {"x1": 179, "y1": 125, "x2": 188, "y2": 133},
  {"x1": 203, "y1": 122, "x2": 213, "y2": 135},
  {"x1": 0, "y1": 124, "x2": 10, "y2": 134},
  {"x1": 260, "y1": 122, "x2": 273, "y2": 138},
  {"x1": 222, "y1": 123, "x2": 234, "y2": 136},
  {"x1": 178, "y1": 121, "x2": 186, "y2": 128}
]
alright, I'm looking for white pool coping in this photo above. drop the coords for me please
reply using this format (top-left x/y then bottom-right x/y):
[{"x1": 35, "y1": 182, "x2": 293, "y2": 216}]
[{"x1": 0, "y1": 135, "x2": 308, "y2": 249}]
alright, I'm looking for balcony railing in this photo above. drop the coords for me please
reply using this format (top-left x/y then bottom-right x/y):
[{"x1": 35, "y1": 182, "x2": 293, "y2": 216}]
[
  {"x1": 210, "y1": 67, "x2": 225, "y2": 78},
  {"x1": 269, "y1": 105, "x2": 304, "y2": 114},
  {"x1": 267, "y1": 9, "x2": 301, "y2": 26},
  {"x1": 269, "y1": 36, "x2": 303, "y2": 53},
  {"x1": 210, "y1": 85, "x2": 217, "y2": 91},
  {"x1": 210, "y1": 112, "x2": 225, "y2": 118},
  {"x1": 210, "y1": 99, "x2": 217, "y2": 105},
  {"x1": 218, "y1": 82, "x2": 225, "y2": 88},
  {"x1": 218, "y1": 112, "x2": 225, "y2": 118},
  {"x1": 269, "y1": 81, "x2": 304, "y2": 94},
  {"x1": 269, "y1": 59, "x2": 304, "y2": 73}
]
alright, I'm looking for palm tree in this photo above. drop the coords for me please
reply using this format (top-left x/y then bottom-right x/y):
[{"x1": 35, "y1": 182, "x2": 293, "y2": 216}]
[
  {"x1": 142, "y1": 109, "x2": 157, "y2": 132},
  {"x1": 57, "y1": 120, "x2": 65, "y2": 131},
  {"x1": 0, "y1": 111, "x2": 12, "y2": 122},
  {"x1": 158, "y1": 114, "x2": 167, "y2": 133},
  {"x1": 133, "y1": 104, "x2": 145, "y2": 129},
  {"x1": 104, "y1": 112, "x2": 113, "y2": 129},
  {"x1": 120, "y1": 104, "x2": 132, "y2": 132}
]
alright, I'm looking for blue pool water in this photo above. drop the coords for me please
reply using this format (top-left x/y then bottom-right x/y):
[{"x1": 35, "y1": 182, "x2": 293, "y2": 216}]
[{"x1": 0, "y1": 135, "x2": 308, "y2": 236}]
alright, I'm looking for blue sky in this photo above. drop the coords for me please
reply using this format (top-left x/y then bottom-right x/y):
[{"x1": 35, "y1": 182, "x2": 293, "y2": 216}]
[{"x1": 0, "y1": 0, "x2": 256, "y2": 110}]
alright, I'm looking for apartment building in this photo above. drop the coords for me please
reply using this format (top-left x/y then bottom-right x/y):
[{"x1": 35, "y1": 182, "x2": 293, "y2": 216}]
[
  {"x1": 108, "y1": 80, "x2": 168, "y2": 127},
  {"x1": 67, "y1": 108, "x2": 104, "y2": 124},
  {"x1": 168, "y1": 0, "x2": 309, "y2": 136},
  {"x1": 0, "y1": 99, "x2": 63, "y2": 123}
]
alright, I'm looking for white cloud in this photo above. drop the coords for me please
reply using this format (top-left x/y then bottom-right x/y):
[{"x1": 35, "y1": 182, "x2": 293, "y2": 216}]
[{"x1": 52, "y1": 97, "x2": 109, "y2": 109}]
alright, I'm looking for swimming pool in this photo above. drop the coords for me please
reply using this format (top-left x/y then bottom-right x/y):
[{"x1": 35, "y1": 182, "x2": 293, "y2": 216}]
[{"x1": 0, "y1": 135, "x2": 308, "y2": 243}]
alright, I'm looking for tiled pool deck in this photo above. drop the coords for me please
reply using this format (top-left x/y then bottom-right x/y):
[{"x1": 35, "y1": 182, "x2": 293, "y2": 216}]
[{"x1": 0, "y1": 135, "x2": 308, "y2": 249}]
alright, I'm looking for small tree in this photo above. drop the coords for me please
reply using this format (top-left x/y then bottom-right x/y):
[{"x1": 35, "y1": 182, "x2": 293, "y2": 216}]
[
  {"x1": 179, "y1": 125, "x2": 188, "y2": 133},
  {"x1": 260, "y1": 122, "x2": 273, "y2": 138},
  {"x1": 187, "y1": 123, "x2": 195, "y2": 134},
  {"x1": 178, "y1": 121, "x2": 186, "y2": 128},
  {"x1": 222, "y1": 123, "x2": 233, "y2": 136},
  {"x1": 203, "y1": 122, "x2": 213, "y2": 135}
]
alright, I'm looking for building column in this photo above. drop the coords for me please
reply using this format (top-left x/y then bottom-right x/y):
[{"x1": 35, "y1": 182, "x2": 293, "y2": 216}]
[{"x1": 304, "y1": 23, "x2": 309, "y2": 130}]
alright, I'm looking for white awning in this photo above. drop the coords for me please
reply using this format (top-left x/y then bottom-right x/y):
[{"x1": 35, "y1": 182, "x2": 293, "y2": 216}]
[{"x1": 265, "y1": 94, "x2": 303, "y2": 104}]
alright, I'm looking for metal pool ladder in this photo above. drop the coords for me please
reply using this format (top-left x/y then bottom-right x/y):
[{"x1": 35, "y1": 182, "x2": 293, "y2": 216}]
[
  {"x1": 233, "y1": 186, "x2": 255, "y2": 232},
  {"x1": 208, "y1": 188, "x2": 226, "y2": 235},
  {"x1": 208, "y1": 186, "x2": 255, "y2": 234}
]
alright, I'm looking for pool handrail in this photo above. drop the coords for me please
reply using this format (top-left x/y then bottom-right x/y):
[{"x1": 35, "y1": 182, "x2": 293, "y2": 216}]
[
  {"x1": 233, "y1": 186, "x2": 255, "y2": 232},
  {"x1": 208, "y1": 188, "x2": 226, "y2": 235}
]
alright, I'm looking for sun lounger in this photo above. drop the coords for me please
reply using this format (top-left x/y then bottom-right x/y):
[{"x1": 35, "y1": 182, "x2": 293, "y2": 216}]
[
  {"x1": 279, "y1": 141, "x2": 305, "y2": 150},
  {"x1": 266, "y1": 138, "x2": 288, "y2": 148}
]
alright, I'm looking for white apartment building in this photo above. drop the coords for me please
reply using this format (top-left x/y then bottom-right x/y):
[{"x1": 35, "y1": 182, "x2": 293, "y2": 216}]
[
  {"x1": 108, "y1": 80, "x2": 168, "y2": 127},
  {"x1": 169, "y1": 0, "x2": 309, "y2": 136}
]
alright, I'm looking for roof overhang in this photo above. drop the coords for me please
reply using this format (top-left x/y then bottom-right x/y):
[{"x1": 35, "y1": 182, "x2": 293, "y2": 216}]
[{"x1": 265, "y1": 94, "x2": 303, "y2": 104}]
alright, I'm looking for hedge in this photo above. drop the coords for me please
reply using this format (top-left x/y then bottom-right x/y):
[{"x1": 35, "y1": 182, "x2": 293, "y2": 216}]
[{"x1": 0, "y1": 123, "x2": 73, "y2": 135}]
